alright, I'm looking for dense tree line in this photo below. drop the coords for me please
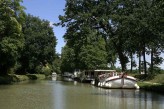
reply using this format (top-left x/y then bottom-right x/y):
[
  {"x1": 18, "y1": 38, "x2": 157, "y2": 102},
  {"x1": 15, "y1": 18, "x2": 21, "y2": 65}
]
[
  {"x1": 57, "y1": 0, "x2": 164, "y2": 74},
  {"x1": 17, "y1": 14, "x2": 57, "y2": 75},
  {"x1": 0, "y1": 0, "x2": 58, "y2": 75},
  {"x1": 60, "y1": 27, "x2": 108, "y2": 72}
]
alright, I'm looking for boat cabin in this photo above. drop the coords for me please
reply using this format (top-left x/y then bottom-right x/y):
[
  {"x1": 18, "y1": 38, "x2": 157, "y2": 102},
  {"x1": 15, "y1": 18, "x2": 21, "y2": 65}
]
[{"x1": 81, "y1": 70, "x2": 116, "y2": 82}]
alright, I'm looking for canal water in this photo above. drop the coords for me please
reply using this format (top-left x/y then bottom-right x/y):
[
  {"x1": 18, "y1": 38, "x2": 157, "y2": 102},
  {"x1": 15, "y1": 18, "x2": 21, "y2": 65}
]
[{"x1": 0, "y1": 79, "x2": 164, "y2": 109}]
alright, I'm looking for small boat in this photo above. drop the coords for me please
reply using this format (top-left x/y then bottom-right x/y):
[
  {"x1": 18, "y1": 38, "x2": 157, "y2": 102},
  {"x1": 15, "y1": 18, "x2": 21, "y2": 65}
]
[
  {"x1": 73, "y1": 70, "x2": 82, "y2": 81},
  {"x1": 97, "y1": 73, "x2": 139, "y2": 89},
  {"x1": 52, "y1": 72, "x2": 57, "y2": 76},
  {"x1": 51, "y1": 72, "x2": 57, "y2": 81},
  {"x1": 62, "y1": 72, "x2": 74, "y2": 82},
  {"x1": 79, "y1": 70, "x2": 95, "y2": 83}
]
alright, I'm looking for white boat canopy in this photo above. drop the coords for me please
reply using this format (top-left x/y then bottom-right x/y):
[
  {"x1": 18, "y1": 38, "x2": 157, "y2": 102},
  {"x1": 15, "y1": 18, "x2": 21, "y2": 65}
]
[{"x1": 94, "y1": 70, "x2": 116, "y2": 72}]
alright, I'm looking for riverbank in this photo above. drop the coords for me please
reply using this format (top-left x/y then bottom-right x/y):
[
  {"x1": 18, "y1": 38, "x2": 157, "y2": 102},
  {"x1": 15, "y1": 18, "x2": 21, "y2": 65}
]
[
  {"x1": 137, "y1": 74, "x2": 164, "y2": 94},
  {"x1": 0, "y1": 74, "x2": 46, "y2": 84},
  {"x1": 138, "y1": 82, "x2": 164, "y2": 93},
  {"x1": 1, "y1": 73, "x2": 164, "y2": 94}
]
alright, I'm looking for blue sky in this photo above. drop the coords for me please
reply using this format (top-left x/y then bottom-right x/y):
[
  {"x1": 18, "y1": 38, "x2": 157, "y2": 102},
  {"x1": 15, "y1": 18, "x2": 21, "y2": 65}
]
[{"x1": 22, "y1": 0, "x2": 66, "y2": 54}]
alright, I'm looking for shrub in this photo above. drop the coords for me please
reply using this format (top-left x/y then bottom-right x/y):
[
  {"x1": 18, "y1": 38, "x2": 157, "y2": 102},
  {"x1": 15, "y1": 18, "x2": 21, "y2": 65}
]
[{"x1": 41, "y1": 64, "x2": 52, "y2": 76}]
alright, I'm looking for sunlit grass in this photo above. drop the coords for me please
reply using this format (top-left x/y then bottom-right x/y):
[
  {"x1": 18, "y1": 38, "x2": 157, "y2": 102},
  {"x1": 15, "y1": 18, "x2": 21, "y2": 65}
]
[
  {"x1": 137, "y1": 74, "x2": 164, "y2": 93},
  {"x1": 0, "y1": 74, "x2": 46, "y2": 84},
  {"x1": 149, "y1": 74, "x2": 164, "y2": 84}
]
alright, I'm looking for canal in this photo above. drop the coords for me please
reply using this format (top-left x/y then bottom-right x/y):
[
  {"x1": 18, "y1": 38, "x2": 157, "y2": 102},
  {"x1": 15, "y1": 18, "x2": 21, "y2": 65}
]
[{"x1": 0, "y1": 79, "x2": 164, "y2": 109}]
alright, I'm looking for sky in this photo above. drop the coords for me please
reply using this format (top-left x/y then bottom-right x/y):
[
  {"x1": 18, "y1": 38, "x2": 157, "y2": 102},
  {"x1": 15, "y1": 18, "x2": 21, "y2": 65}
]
[{"x1": 22, "y1": 0, "x2": 66, "y2": 54}]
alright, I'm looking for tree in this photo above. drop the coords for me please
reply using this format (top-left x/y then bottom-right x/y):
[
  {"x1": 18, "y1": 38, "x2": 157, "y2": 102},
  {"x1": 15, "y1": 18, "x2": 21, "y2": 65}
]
[
  {"x1": 57, "y1": 0, "x2": 132, "y2": 71},
  {"x1": 57, "y1": 0, "x2": 164, "y2": 73},
  {"x1": 52, "y1": 53, "x2": 61, "y2": 74},
  {"x1": 79, "y1": 41, "x2": 108, "y2": 70},
  {"x1": 148, "y1": 0, "x2": 164, "y2": 74},
  {"x1": 78, "y1": 28, "x2": 108, "y2": 70},
  {"x1": 106, "y1": 41, "x2": 117, "y2": 69},
  {"x1": 60, "y1": 45, "x2": 76, "y2": 73},
  {"x1": 17, "y1": 14, "x2": 57, "y2": 74},
  {"x1": 0, "y1": 0, "x2": 24, "y2": 75},
  {"x1": 131, "y1": 0, "x2": 164, "y2": 74},
  {"x1": 59, "y1": 22, "x2": 108, "y2": 72}
]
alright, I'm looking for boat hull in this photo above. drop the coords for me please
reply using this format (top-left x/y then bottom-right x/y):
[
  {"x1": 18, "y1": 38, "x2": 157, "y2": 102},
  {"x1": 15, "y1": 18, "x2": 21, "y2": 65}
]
[{"x1": 98, "y1": 76, "x2": 139, "y2": 89}]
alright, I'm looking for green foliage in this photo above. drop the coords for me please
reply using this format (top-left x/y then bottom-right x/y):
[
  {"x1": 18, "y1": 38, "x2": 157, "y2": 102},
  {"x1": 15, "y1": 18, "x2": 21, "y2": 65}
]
[
  {"x1": 79, "y1": 36, "x2": 108, "y2": 70},
  {"x1": 161, "y1": 70, "x2": 164, "y2": 74},
  {"x1": 0, "y1": 1, "x2": 58, "y2": 75},
  {"x1": 60, "y1": 25, "x2": 108, "y2": 72},
  {"x1": 137, "y1": 73, "x2": 164, "y2": 94},
  {"x1": 17, "y1": 14, "x2": 57, "y2": 74},
  {"x1": 60, "y1": 46, "x2": 76, "y2": 72},
  {"x1": 0, "y1": 0, "x2": 24, "y2": 74},
  {"x1": 41, "y1": 64, "x2": 52, "y2": 76},
  {"x1": 149, "y1": 74, "x2": 164, "y2": 84},
  {"x1": 138, "y1": 82, "x2": 164, "y2": 93},
  {"x1": 0, "y1": 74, "x2": 46, "y2": 84},
  {"x1": 26, "y1": 74, "x2": 46, "y2": 80},
  {"x1": 57, "y1": 0, "x2": 164, "y2": 73},
  {"x1": 11, "y1": 74, "x2": 29, "y2": 82},
  {"x1": 51, "y1": 54, "x2": 61, "y2": 74},
  {"x1": 35, "y1": 65, "x2": 43, "y2": 74}
]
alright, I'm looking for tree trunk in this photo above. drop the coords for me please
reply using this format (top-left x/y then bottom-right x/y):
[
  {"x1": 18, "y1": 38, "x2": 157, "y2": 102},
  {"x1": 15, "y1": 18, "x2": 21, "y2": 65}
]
[
  {"x1": 130, "y1": 52, "x2": 133, "y2": 73},
  {"x1": 150, "y1": 48, "x2": 154, "y2": 74},
  {"x1": 142, "y1": 44, "x2": 147, "y2": 75},
  {"x1": 117, "y1": 48, "x2": 127, "y2": 72},
  {"x1": 138, "y1": 51, "x2": 141, "y2": 74},
  {"x1": 111, "y1": 37, "x2": 127, "y2": 72},
  {"x1": 113, "y1": 42, "x2": 127, "y2": 72}
]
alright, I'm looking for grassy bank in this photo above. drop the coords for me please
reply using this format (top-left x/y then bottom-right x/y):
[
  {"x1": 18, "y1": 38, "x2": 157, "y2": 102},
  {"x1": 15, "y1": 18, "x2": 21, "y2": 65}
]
[
  {"x1": 136, "y1": 74, "x2": 164, "y2": 94},
  {"x1": 0, "y1": 74, "x2": 46, "y2": 84},
  {"x1": 138, "y1": 82, "x2": 164, "y2": 93}
]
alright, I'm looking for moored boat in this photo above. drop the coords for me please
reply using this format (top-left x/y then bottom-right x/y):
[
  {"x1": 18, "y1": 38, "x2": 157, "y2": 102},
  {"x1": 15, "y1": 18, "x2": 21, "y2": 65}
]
[
  {"x1": 98, "y1": 73, "x2": 139, "y2": 89},
  {"x1": 80, "y1": 70, "x2": 116, "y2": 83},
  {"x1": 62, "y1": 72, "x2": 74, "y2": 82}
]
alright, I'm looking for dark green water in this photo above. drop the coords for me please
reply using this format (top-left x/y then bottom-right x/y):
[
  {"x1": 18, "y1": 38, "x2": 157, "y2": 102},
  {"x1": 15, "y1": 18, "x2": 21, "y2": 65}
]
[{"x1": 0, "y1": 80, "x2": 163, "y2": 109}]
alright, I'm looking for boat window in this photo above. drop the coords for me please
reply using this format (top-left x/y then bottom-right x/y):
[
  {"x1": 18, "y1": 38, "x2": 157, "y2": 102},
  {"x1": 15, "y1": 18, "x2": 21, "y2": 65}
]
[
  {"x1": 85, "y1": 72, "x2": 88, "y2": 75},
  {"x1": 91, "y1": 72, "x2": 94, "y2": 77}
]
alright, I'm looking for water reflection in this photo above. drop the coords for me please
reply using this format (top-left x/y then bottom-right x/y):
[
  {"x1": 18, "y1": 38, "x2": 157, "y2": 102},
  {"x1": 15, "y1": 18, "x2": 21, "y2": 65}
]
[
  {"x1": 52, "y1": 76, "x2": 57, "y2": 81},
  {"x1": 92, "y1": 88, "x2": 164, "y2": 109},
  {"x1": 52, "y1": 81, "x2": 164, "y2": 109},
  {"x1": 0, "y1": 80, "x2": 164, "y2": 109}
]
